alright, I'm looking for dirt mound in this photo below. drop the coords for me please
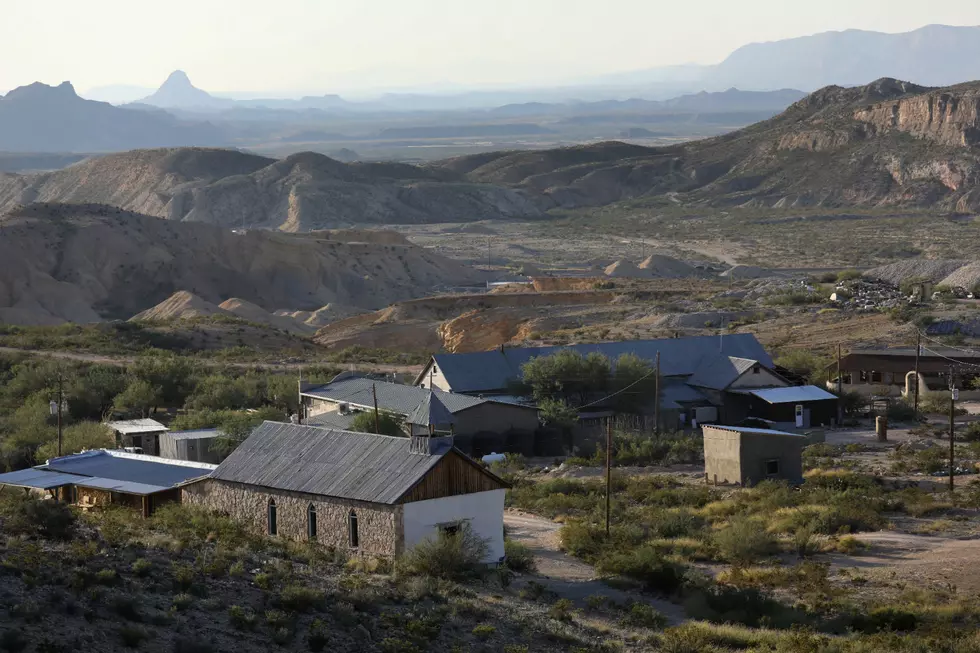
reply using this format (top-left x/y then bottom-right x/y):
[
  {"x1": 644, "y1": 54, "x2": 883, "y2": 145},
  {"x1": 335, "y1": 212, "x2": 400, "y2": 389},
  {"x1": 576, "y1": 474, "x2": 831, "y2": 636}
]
[
  {"x1": 720, "y1": 265, "x2": 769, "y2": 279},
  {"x1": 638, "y1": 255, "x2": 698, "y2": 278},
  {"x1": 218, "y1": 298, "x2": 315, "y2": 335},
  {"x1": 132, "y1": 291, "x2": 225, "y2": 321},
  {"x1": 604, "y1": 260, "x2": 651, "y2": 278},
  {"x1": 0, "y1": 203, "x2": 484, "y2": 326},
  {"x1": 276, "y1": 304, "x2": 367, "y2": 328},
  {"x1": 0, "y1": 148, "x2": 543, "y2": 230},
  {"x1": 866, "y1": 259, "x2": 967, "y2": 286},
  {"x1": 938, "y1": 263, "x2": 980, "y2": 289}
]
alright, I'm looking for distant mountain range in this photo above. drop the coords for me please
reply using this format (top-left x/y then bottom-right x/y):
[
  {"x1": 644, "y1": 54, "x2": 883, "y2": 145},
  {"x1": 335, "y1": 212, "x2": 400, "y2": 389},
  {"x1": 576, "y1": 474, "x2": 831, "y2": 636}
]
[{"x1": 0, "y1": 81, "x2": 224, "y2": 152}]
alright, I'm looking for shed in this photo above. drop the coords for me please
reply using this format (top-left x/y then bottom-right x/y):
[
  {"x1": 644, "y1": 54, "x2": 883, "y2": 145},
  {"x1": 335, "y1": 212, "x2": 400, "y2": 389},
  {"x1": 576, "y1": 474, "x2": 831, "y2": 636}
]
[
  {"x1": 105, "y1": 418, "x2": 169, "y2": 456},
  {"x1": 702, "y1": 424, "x2": 806, "y2": 486},
  {"x1": 160, "y1": 429, "x2": 226, "y2": 464},
  {"x1": 726, "y1": 385, "x2": 839, "y2": 428}
]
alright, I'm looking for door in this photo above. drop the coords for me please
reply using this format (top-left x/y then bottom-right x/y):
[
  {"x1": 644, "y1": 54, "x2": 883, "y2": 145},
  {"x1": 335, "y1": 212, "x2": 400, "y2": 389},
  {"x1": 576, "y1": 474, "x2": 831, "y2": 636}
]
[{"x1": 795, "y1": 405, "x2": 804, "y2": 428}]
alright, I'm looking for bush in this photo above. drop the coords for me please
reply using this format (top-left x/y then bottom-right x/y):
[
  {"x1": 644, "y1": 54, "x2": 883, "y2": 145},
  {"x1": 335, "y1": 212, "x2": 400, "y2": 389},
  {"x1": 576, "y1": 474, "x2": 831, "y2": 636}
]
[
  {"x1": 118, "y1": 626, "x2": 148, "y2": 648},
  {"x1": 171, "y1": 562, "x2": 195, "y2": 590},
  {"x1": 278, "y1": 584, "x2": 324, "y2": 613},
  {"x1": 503, "y1": 539, "x2": 536, "y2": 573},
  {"x1": 228, "y1": 605, "x2": 257, "y2": 630},
  {"x1": 471, "y1": 624, "x2": 496, "y2": 640},
  {"x1": 684, "y1": 584, "x2": 796, "y2": 628},
  {"x1": 6, "y1": 498, "x2": 77, "y2": 540},
  {"x1": 712, "y1": 517, "x2": 778, "y2": 564},
  {"x1": 595, "y1": 546, "x2": 686, "y2": 594},
  {"x1": 887, "y1": 401, "x2": 918, "y2": 422},
  {"x1": 307, "y1": 619, "x2": 329, "y2": 652},
  {"x1": 172, "y1": 593, "x2": 193, "y2": 611},
  {"x1": 131, "y1": 558, "x2": 152, "y2": 578},
  {"x1": 401, "y1": 524, "x2": 489, "y2": 581},
  {"x1": 548, "y1": 598, "x2": 575, "y2": 622},
  {"x1": 619, "y1": 602, "x2": 668, "y2": 629}
]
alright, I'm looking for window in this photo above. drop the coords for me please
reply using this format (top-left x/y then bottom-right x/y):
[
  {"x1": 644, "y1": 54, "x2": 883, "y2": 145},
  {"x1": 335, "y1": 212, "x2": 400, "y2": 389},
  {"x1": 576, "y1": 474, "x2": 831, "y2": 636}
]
[
  {"x1": 752, "y1": 365, "x2": 761, "y2": 374},
  {"x1": 348, "y1": 509, "x2": 359, "y2": 549},
  {"x1": 870, "y1": 371, "x2": 882, "y2": 384},
  {"x1": 267, "y1": 499, "x2": 277, "y2": 536},
  {"x1": 440, "y1": 522, "x2": 461, "y2": 537},
  {"x1": 765, "y1": 459, "x2": 780, "y2": 477},
  {"x1": 307, "y1": 504, "x2": 317, "y2": 540},
  {"x1": 859, "y1": 371, "x2": 869, "y2": 383}
]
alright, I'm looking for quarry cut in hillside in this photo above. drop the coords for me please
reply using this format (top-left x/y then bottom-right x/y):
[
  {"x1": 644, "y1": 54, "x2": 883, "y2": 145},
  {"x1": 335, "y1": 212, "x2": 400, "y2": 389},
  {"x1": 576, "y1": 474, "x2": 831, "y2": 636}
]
[
  {"x1": 0, "y1": 203, "x2": 484, "y2": 326},
  {"x1": 0, "y1": 148, "x2": 544, "y2": 230},
  {"x1": 435, "y1": 78, "x2": 980, "y2": 212}
]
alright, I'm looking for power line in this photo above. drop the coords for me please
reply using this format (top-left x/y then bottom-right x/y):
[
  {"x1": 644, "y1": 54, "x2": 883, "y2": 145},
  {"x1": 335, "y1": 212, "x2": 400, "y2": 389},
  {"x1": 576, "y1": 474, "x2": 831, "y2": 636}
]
[
  {"x1": 909, "y1": 324, "x2": 980, "y2": 355},
  {"x1": 919, "y1": 345, "x2": 980, "y2": 371}
]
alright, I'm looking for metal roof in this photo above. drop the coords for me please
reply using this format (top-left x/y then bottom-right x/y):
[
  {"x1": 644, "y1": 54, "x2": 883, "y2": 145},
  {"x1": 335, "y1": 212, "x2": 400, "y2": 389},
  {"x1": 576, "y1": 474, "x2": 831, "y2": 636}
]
[
  {"x1": 210, "y1": 421, "x2": 460, "y2": 504},
  {"x1": 846, "y1": 347, "x2": 980, "y2": 360},
  {"x1": 303, "y1": 378, "x2": 488, "y2": 416},
  {"x1": 407, "y1": 392, "x2": 456, "y2": 427},
  {"x1": 0, "y1": 468, "x2": 84, "y2": 489},
  {"x1": 733, "y1": 385, "x2": 838, "y2": 404},
  {"x1": 42, "y1": 450, "x2": 215, "y2": 488},
  {"x1": 304, "y1": 412, "x2": 357, "y2": 430},
  {"x1": 704, "y1": 424, "x2": 805, "y2": 437},
  {"x1": 164, "y1": 429, "x2": 223, "y2": 441},
  {"x1": 660, "y1": 382, "x2": 710, "y2": 405},
  {"x1": 688, "y1": 356, "x2": 760, "y2": 390},
  {"x1": 72, "y1": 477, "x2": 172, "y2": 496},
  {"x1": 422, "y1": 334, "x2": 772, "y2": 394},
  {"x1": 105, "y1": 418, "x2": 169, "y2": 435}
]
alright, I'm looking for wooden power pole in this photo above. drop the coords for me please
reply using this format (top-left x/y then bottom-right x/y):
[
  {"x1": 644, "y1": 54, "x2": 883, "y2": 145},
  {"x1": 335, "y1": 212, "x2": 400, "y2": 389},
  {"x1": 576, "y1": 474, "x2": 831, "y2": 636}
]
[
  {"x1": 654, "y1": 351, "x2": 661, "y2": 435},
  {"x1": 373, "y1": 384, "x2": 381, "y2": 434},
  {"x1": 913, "y1": 332, "x2": 921, "y2": 415},
  {"x1": 605, "y1": 418, "x2": 612, "y2": 534},
  {"x1": 949, "y1": 367, "x2": 957, "y2": 495},
  {"x1": 836, "y1": 344, "x2": 843, "y2": 426},
  {"x1": 57, "y1": 373, "x2": 64, "y2": 457}
]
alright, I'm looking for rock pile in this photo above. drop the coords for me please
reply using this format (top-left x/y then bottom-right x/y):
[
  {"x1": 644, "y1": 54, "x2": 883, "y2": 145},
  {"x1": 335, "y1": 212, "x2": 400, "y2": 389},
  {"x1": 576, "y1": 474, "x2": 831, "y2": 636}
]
[{"x1": 829, "y1": 278, "x2": 907, "y2": 311}]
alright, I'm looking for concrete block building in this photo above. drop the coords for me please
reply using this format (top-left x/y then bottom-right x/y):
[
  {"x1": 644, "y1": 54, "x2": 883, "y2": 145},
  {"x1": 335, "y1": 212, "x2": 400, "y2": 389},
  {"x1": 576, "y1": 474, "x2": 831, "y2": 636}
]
[
  {"x1": 702, "y1": 424, "x2": 806, "y2": 486},
  {"x1": 182, "y1": 422, "x2": 509, "y2": 562}
]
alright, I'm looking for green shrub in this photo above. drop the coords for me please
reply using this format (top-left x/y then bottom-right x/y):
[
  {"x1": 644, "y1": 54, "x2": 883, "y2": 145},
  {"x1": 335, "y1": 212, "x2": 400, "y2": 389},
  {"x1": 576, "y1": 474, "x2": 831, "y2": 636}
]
[
  {"x1": 595, "y1": 546, "x2": 686, "y2": 593},
  {"x1": 471, "y1": 624, "x2": 496, "y2": 640},
  {"x1": 228, "y1": 605, "x2": 257, "y2": 630},
  {"x1": 503, "y1": 539, "x2": 536, "y2": 573},
  {"x1": 95, "y1": 569, "x2": 118, "y2": 585},
  {"x1": 229, "y1": 560, "x2": 245, "y2": 577},
  {"x1": 131, "y1": 558, "x2": 152, "y2": 577},
  {"x1": 172, "y1": 593, "x2": 193, "y2": 611},
  {"x1": 253, "y1": 572, "x2": 273, "y2": 590},
  {"x1": 278, "y1": 584, "x2": 324, "y2": 613},
  {"x1": 171, "y1": 562, "x2": 195, "y2": 590},
  {"x1": 619, "y1": 602, "x2": 668, "y2": 630},
  {"x1": 887, "y1": 401, "x2": 918, "y2": 422},
  {"x1": 548, "y1": 598, "x2": 575, "y2": 622},
  {"x1": 402, "y1": 523, "x2": 489, "y2": 581},
  {"x1": 684, "y1": 584, "x2": 797, "y2": 628},
  {"x1": 712, "y1": 517, "x2": 778, "y2": 564}
]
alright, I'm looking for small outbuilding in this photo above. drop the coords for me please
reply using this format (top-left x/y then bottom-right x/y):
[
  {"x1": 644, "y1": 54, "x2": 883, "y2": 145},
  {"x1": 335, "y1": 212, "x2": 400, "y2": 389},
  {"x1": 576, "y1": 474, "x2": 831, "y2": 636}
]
[
  {"x1": 726, "y1": 385, "x2": 839, "y2": 429},
  {"x1": 159, "y1": 429, "x2": 226, "y2": 464},
  {"x1": 182, "y1": 421, "x2": 510, "y2": 562},
  {"x1": 702, "y1": 424, "x2": 806, "y2": 487},
  {"x1": 105, "y1": 418, "x2": 169, "y2": 456}
]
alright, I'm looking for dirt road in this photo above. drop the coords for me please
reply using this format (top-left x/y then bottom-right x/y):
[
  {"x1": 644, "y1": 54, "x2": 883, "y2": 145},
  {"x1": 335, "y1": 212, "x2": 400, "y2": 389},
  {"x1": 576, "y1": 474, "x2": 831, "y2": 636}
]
[
  {"x1": 846, "y1": 532, "x2": 980, "y2": 593},
  {"x1": 504, "y1": 509, "x2": 686, "y2": 623}
]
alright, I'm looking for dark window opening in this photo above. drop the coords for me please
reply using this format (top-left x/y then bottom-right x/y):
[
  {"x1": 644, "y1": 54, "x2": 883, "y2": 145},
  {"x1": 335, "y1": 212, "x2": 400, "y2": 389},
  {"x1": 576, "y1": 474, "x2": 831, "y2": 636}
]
[
  {"x1": 440, "y1": 523, "x2": 461, "y2": 537},
  {"x1": 752, "y1": 365, "x2": 761, "y2": 374},
  {"x1": 307, "y1": 504, "x2": 317, "y2": 540},
  {"x1": 859, "y1": 371, "x2": 869, "y2": 383},
  {"x1": 348, "y1": 510, "x2": 359, "y2": 549},
  {"x1": 765, "y1": 459, "x2": 780, "y2": 477},
  {"x1": 870, "y1": 371, "x2": 882, "y2": 384},
  {"x1": 268, "y1": 499, "x2": 277, "y2": 536}
]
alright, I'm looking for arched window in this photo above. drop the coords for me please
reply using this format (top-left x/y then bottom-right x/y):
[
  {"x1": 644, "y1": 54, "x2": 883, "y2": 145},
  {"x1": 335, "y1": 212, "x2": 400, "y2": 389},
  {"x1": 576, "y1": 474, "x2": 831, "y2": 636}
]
[
  {"x1": 307, "y1": 503, "x2": 317, "y2": 540},
  {"x1": 268, "y1": 498, "x2": 277, "y2": 536},
  {"x1": 348, "y1": 509, "x2": 359, "y2": 549}
]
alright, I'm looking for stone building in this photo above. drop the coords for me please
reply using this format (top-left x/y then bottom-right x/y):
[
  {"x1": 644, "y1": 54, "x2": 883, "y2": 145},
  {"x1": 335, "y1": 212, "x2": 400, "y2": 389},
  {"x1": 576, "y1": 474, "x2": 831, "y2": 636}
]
[
  {"x1": 702, "y1": 424, "x2": 806, "y2": 487},
  {"x1": 182, "y1": 421, "x2": 510, "y2": 561}
]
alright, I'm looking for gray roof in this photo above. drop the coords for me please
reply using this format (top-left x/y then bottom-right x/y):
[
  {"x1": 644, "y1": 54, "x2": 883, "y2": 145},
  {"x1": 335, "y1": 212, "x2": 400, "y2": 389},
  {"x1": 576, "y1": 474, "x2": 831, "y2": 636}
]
[
  {"x1": 688, "y1": 356, "x2": 760, "y2": 390},
  {"x1": 42, "y1": 450, "x2": 215, "y2": 488},
  {"x1": 660, "y1": 382, "x2": 710, "y2": 405},
  {"x1": 0, "y1": 468, "x2": 83, "y2": 489},
  {"x1": 705, "y1": 424, "x2": 805, "y2": 437},
  {"x1": 303, "y1": 378, "x2": 488, "y2": 416},
  {"x1": 210, "y1": 421, "x2": 461, "y2": 504},
  {"x1": 105, "y1": 418, "x2": 168, "y2": 435},
  {"x1": 72, "y1": 477, "x2": 174, "y2": 496},
  {"x1": 164, "y1": 429, "x2": 223, "y2": 441},
  {"x1": 304, "y1": 412, "x2": 357, "y2": 430},
  {"x1": 733, "y1": 385, "x2": 838, "y2": 404},
  {"x1": 408, "y1": 392, "x2": 456, "y2": 427},
  {"x1": 423, "y1": 334, "x2": 772, "y2": 394}
]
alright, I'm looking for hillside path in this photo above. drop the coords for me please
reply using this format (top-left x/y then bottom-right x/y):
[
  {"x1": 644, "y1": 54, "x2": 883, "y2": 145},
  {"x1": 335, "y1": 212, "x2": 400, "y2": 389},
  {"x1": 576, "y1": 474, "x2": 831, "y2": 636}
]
[{"x1": 504, "y1": 509, "x2": 686, "y2": 624}]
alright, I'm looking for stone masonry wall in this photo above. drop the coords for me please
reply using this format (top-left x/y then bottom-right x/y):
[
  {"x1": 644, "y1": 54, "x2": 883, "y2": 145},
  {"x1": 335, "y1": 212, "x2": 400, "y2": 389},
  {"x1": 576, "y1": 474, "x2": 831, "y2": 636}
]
[{"x1": 182, "y1": 479, "x2": 401, "y2": 557}]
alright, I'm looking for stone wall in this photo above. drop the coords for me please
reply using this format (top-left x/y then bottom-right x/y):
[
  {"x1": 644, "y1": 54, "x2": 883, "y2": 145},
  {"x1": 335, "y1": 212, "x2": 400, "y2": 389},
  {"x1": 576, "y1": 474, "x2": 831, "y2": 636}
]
[{"x1": 182, "y1": 480, "x2": 401, "y2": 557}]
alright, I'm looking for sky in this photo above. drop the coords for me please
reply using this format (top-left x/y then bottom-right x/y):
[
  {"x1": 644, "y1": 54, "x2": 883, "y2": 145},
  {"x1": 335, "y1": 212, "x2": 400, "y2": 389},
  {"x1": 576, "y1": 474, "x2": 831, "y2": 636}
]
[{"x1": 4, "y1": 0, "x2": 980, "y2": 96}]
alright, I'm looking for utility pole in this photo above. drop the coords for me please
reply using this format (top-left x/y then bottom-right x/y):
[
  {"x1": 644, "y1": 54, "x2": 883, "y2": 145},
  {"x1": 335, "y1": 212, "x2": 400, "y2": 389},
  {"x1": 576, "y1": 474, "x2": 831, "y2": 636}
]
[
  {"x1": 605, "y1": 418, "x2": 612, "y2": 534},
  {"x1": 373, "y1": 384, "x2": 381, "y2": 434},
  {"x1": 487, "y1": 237, "x2": 491, "y2": 271},
  {"x1": 57, "y1": 373, "x2": 64, "y2": 457},
  {"x1": 837, "y1": 343, "x2": 843, "y2": 426},
  {"x1": 949, "y1": 366, "x2": 957, "y2": 495},
  {"x1": 654, "y1": 351, "x2": 661, "y2": 435},
  {"x1": 913, "y1": 332, "x2": 921, "y2": 415}
]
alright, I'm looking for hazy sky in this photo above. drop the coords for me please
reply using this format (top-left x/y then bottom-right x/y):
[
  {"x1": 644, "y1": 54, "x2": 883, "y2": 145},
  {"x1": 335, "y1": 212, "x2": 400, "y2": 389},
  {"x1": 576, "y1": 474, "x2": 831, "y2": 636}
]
[{"x1": 5, "y1": 0, "x2": 980, "y2": 95}]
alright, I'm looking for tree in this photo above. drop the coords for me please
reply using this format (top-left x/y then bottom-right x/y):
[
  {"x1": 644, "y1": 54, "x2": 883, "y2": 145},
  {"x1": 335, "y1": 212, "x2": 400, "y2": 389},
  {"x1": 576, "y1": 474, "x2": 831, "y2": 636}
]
[
  {"x1": 265, "y1": 374, "x2": 300, "y2": 414},
  {"x1": 521, "y1": 350, "x2": 612, "y2": 404},
  {"x1": 184, "y1": 375, "x2": 247, "y2": 411},
  {"x1": 69, "y1": 365, "x2": 126, "y2": 419},
  {"x1": 113, "y1": 378, "x2": 163, "y2": 418},
  {"x1": 774, "y1": 350, "x2": 832, "y2": 384},
  {"x1": 538, "y1": 398, "x2": 578, "y2": 430},
  {"x1": 1, "y1": 392, "x2": 56, "y2": 468},
  {"x1": 131, "y1": 355, "x2": 197, "y2": 407},
  {"x1": 37, "y1": 421, "x2": 115, "y2": 460},
  {"x1": 211, "y1": 412, "x2": 262, "y2": 456},
  {"x1": 611, "y1": 354, "x2": 656, "y2": 413},
  {"x1": 348, "y1": 410, "x2": 405, "y2": 437}
]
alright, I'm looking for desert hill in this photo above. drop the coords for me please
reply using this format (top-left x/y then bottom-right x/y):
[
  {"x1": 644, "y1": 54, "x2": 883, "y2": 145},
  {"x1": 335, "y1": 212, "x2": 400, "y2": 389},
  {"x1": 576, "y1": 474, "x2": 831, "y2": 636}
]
[
  {"x1": 136, "y1": 71, "x2": 233, "y2": 111},
  {"x1": 0, "y1": 203, "x2": 483, "y2": 326},
  {"x1": 0, "y1": 148, "x2": 543, "y2": 229},
  {"x1": 436, "y1": 78, "x2": 980, "y2": 212},
  {"x1": 0, "y1": 81, "x2": 224, "y2": 152}
]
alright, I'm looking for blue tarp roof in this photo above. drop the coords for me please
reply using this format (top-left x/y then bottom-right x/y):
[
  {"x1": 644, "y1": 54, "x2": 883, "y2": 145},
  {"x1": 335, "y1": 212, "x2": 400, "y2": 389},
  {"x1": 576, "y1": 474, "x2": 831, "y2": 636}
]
[
  {"x1": 42, "y1": 451, "x2": 214, "y2": 488},
  {"x1": 733, "y1": 386, "x2": 838, "y2": 404},
  {"x1": 72, "y1": 477, "x2": 171, "y2": 496},
  {"x1": 0, "y1": 468, "x2": 83, "y2": 489}
]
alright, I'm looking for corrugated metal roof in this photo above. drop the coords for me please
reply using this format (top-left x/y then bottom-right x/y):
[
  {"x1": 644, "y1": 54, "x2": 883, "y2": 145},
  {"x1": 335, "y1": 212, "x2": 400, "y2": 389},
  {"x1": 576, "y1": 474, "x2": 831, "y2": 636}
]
[
  {"x1": 0, "y1": 468, "x2": 83, "y2": 489},
  {"x1": 210, "y1": 422, "x2": 455, "y2": 504},
  {"x1": 164, "y1": 429, "x2": 223, "y2": 441},
  {"x1": 304, "y1": 412, "x2": 357, "y2": 430},
  {"x1": 705, "y1": 424, "x2": 804, "y2": 437},
  {"x1": 73, "y1": 477, "x2": 171, "y2": 495},
  {"x1": 407, "y1": 393, "x2": 456, "y2": 427},
  {"x1": 42, "y1": 450, "x2": 214, "y2": 488},
  {"x1": 303, "y1": 378, "x2": 488, "y2": 415},
  {"x1": 425, "y1": 334, "x2": 772, "y2": 394},
  {"x1": 688, "y1": 356, "x2": 760, "y2": 390},
  {"x1": 660, "y1": 383, "x2": 710, "y2": 405},
  {"x1": 733, "y1": 386, "x2": 838, "y2": 404},
  {"x1": 105, "y1": 418, "x2": 169, "y2": 435}
]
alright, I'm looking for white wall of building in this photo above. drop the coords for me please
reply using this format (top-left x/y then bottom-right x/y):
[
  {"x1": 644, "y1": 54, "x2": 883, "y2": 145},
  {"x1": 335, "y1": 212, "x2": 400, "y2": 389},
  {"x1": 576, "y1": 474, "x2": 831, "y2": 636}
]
[
  {"x1": 401, "y1": 489, "x2": 506, "y2": 563},
  {"x1": 417, "y1": 362, "x2": 453, "y2": 392}
]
